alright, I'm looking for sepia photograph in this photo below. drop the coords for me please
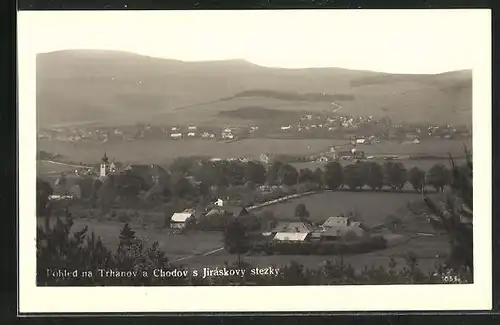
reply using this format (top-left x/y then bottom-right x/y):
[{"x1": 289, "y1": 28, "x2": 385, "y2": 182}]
[{"x1": 18, "y1": 9, "x2": 491, "y2": 313}]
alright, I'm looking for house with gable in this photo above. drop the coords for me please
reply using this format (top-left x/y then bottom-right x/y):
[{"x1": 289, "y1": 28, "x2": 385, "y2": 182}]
[
  {"x1": 320, "y1": 215, "x2": 365, "y2": 240},
  {"x1": 170, "y1": 209, "x2": 196, "y2": 229}
]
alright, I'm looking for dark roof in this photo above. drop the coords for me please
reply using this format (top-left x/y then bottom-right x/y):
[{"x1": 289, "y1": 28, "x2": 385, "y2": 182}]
[{"x1": 223, "y1": 206, "x2": 249, "y2": 217}]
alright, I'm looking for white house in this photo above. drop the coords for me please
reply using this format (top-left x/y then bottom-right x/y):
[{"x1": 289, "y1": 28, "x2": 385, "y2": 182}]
[
  {"x1": 109, "y1": 162, "x2": 117, "y2": 173},
  {"x1": 187, "y1": 132, "x2": 196, "y2": 137},
  {"x1": 170, "y1": 133, "x2": 182, "y2": 139},
  {"x1": 170, "y1": 212, "x2": 194, "y2": 229},
  {"x1": 356, "y1": 138, "x2": 368, "y2": 144},
  {"x1": 260, "y1": 154, "x2": 270, "y2": 164},
  {"x1": 214, "y1": 198, "x2": 224, "y2": 207},
  {"x1": 188, "y1": 126, "x2": 197, "y2": 130},
  {"x1": 280, "y1": 125, "x2": 291, "y2": 130},
  {"x1": 413, "y1": 139, "x2": 421, "y2": 144}
]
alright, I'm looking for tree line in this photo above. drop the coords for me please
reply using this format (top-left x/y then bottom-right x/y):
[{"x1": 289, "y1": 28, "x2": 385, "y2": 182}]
[{"x1": 168, "y1": 157, "x2": 454, "y2": 200}]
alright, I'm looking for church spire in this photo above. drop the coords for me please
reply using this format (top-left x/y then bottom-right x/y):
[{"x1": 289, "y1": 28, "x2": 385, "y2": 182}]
[{"x1": 102, "y1": 150, "x2": 109, "y2": 164}]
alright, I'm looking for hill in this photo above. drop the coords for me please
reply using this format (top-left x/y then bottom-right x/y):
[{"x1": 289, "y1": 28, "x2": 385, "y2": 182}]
[{"x1": 36, "y1": 50, "x2": 472, "y2": 128}]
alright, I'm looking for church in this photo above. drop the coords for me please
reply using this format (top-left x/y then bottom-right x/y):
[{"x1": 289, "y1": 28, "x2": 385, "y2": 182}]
[{"x1": 99, "y1": 151, "x2": 118, "y2": 178}]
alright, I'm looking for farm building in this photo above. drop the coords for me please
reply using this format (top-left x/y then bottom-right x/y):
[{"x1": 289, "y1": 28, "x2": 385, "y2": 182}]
[
  {"x1": 323, "y1": 216, "x2": 350, "y2": 227},
  {"x1": 334, "y1": 149, "x2": 366, "y2": 160},
  {"x1": 170, "y1": 211, "x2": 194, "y2": 229},
  {"x1": 273, "y1": 232, "x2": 309, "y2": 242},
  {"x1": 197, "y1": 207, "x2": 233, "y2": 230},
  {"x1": 321, "y1": 216, "x2": 365, "y2": 240},
  {"x1": 214, "y1": 198, "x2": 224, "y2": 207},
  {"x1": 272, "y1": 221, "x2": 314, "y2": 234},
  {"x1": 355, "y1": 138, "x2": 369, "y2": 145},
  {"x1": 260, "y1": 154, "x2": 270, "y2": 164}
]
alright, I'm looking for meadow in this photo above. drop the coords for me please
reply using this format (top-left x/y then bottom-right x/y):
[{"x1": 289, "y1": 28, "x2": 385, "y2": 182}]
[
  {"x1": 257, "y1": 191, "x2": 423, "y2": 227},
  {"x1": 37, "y1": 216, "x2": 224, "y2": 263},
  {"x1": 37, "y1": 138, "x2": 471, "y2": 167},
  {"x1": 175, "y1": 233, "x2": 449, "y2": 275},
  {"x1": 38, "y1": 210, "x2": 447, "y2": 275}
]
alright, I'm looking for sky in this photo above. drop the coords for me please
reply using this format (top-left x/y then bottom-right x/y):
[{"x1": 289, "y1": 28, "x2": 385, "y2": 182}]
[{"x1": 18, "y1": 9, "x2": 488, "y2": 74}]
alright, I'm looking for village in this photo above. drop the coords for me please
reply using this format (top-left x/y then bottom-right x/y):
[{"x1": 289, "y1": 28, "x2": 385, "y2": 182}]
[
  {"x1": 37, "y1": 113, "x2": 471, "y2": 144},
  {"x1": 39, "y1": 136, "x2": 462, "y2": 262}
]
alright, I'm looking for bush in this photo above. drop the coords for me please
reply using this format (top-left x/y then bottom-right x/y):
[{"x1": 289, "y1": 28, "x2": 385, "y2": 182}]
[{"x1": 118, "y1": 213, "x2": 131, "y2": 223}]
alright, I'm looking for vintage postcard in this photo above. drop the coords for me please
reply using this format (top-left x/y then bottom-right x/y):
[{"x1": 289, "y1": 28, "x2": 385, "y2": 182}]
[{"x1": 18, "y1": 9, "x2": 491, "y2": 313}]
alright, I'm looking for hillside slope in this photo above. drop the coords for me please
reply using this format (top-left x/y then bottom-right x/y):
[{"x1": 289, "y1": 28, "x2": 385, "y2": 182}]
[{"x1": 36, "y1": 50, "x2": 472, "y2": 127}]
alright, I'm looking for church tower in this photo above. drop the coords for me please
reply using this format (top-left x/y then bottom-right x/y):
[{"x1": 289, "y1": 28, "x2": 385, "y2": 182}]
[{"x1": 100, "y1": 150, "x2": 110, "y2": 177}]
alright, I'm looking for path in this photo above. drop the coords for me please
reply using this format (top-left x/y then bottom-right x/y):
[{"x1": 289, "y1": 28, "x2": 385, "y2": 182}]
[
  {"x1": 173, "y1": 247, "x2": 225, "y2": 262},
  {"x1": 40, "y1": 159, "x2": 89, "y2": 169}
]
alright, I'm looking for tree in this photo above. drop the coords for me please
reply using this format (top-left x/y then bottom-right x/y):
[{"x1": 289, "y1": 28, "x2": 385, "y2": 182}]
[
  {"x1": 170, "y1": 157, "x2": 196, "y2": 176},
  {"x1": 223, "y1": 218, "x2": 248, "y2": 260},
  {"x1": 172, "y1": 177, "x2": 195, "y2": 198},
  {"x1": 298, "y1": 168, "x2": 315, "y2": 184},
  {"x1": 408, "y1": 167, "x2": 426, "y2": 192},
  {"x1": 313, "y1": 168, "x2": 324, "y2": 188},
  {"x1": 279, "y1": 163, "x2": 299, "y2": 186},
  {"x1": 244, "y1": 161, "x2": 267, "y2": 185},
  {"x1": 212, "y1": 162, "x2": 229, "y2": 188},
  {"x1": 294, "y1": 203, "x2": 310, "y2": 222},
  {"x1": 266, "y1": 161, "x2": 283, "y2": 186},
  {"x1": 343, "y1": 164, "x2": 365, "y2": 190},
  {"x1": 114, "y1": 172, "x2": 144, "y2": 199},
  {"x1": 426, "y1": 163, "x2": 450, "y2": 192},
  {"x1": 37, "y1": 178, "x2": 53, "y2": 231},
  {"x1": 343, "y1": 230, "x2": 358, "y2": 242},
  {"x1": 363, "y1": 162, "x2": 384, "y2": 190},
  {"x1": 198, "y1": 181, "x2": 211, "y2": 198},
  {"x1": 323, "y1": 161, "x2": 343, "y2": 189},
  {"x1": 424, "y1": 148, "x2": 473, "y2": 273},
  {"x1": 383, "y1": 162, "x2": 407, "y2": 190},
  {"x1": 118, "y1": 223, "x2": 136, "y2": 248},
  {"x1": 226, "y1": 160, "x2": 246, "y2": 186},
  {"x1": 195, "y1": 162, "x2": 217, "y2": 185}
]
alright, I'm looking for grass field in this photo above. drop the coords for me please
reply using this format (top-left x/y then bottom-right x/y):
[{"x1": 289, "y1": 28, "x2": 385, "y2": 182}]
[
  {"x1": 38, "y1": 214, "x2": 447, "y2": 275},
  {"x1": 37, "y1": 138, "x2": 471, "y2": 167},
  {"x1": 38, "y1": 216, "x2": 224, "y2": 262},
  {"x1": 176, "y1": 234, "x2": 449, "y2": 275},
  {"x1": 37, "y1": 160, "x2": 84, "y2": 176},
  {"x1": 257, "y1": 191, "x2": 423, "y2": 227}
]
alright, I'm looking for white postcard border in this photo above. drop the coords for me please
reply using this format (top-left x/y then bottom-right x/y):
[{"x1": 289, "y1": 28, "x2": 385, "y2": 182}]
[{"x1": 18, "y1": 9, "x2": 492, "y2": 313}]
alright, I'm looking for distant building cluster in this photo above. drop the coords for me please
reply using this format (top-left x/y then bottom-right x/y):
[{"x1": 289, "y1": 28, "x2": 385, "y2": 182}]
[
  {"x1": 38, "y1": 113, "x2": 470, "y2": 145},
  {"x1": 267, "y1": 215, "x2": 365, "y2": 243}
]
